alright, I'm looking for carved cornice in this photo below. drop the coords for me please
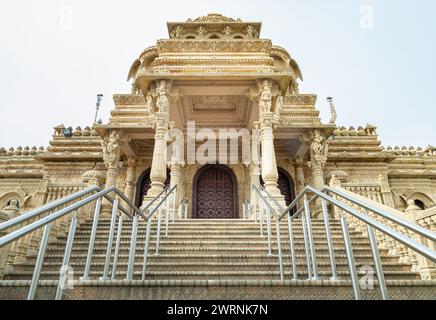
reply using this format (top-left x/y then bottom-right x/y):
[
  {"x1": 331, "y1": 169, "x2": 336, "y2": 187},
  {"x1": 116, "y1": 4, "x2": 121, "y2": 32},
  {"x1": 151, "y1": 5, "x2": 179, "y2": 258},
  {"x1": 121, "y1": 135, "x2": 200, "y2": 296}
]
[
  {"x1": 284, "y1": 94, "x2": 317, "y2": 105},
  {"x1": 113, "y1": 94, "x2": 146, "y2": 105},
  {"x1": 157, "y1": 39, "x2": 272, "y2": 54}
]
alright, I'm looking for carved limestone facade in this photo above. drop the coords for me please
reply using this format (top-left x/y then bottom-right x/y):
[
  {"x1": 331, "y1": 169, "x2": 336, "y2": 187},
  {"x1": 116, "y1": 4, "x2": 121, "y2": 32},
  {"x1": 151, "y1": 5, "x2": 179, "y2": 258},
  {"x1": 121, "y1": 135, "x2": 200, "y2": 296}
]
[{"x1": 0, "y1": 14, "x2": 435, "y2": 277}]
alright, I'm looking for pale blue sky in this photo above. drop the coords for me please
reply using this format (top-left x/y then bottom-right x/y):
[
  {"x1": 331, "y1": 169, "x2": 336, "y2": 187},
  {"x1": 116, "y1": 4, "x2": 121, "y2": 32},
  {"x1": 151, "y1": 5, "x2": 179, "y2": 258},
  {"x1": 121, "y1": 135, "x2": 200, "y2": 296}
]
[{"x1": 0, "y1": 0, "x2": 435, "y2": 148}]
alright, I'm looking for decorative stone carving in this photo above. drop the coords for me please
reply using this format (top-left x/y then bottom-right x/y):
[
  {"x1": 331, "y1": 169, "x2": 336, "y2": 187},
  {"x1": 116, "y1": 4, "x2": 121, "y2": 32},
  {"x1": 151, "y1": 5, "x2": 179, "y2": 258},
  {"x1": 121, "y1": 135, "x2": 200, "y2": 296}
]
[
  {"x1": 170, "y1": 25, "x2": 184, "y2": 39},
  {"x1": 258, "y1": 80, "x2": 272, "y2": 113},
  {"x1": 156, "y1": 80, "x2": 170, "y2": 113},
  {"x1": 145, "y1": 93, "x2": 155, "y2": 115},
  {"x1": 273, "y1": 95, "x2": 283, "y2": 117},
  {"x1": 310, "y1": 130, "x2": 329, "y2": 160},
  {"x1": 0, "y1": 200, "x2": 20, "y2": 219},
  {"x1": 101, "y1": 131, "x2": 120, "y2": 168}
]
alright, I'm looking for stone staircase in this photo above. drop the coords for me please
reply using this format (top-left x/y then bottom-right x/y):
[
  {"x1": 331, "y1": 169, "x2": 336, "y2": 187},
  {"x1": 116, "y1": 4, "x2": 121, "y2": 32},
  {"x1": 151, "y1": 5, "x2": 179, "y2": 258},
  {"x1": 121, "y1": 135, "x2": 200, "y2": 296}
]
[{"x1": 1, "y1": 218, "x2": 434, "y2": 300}]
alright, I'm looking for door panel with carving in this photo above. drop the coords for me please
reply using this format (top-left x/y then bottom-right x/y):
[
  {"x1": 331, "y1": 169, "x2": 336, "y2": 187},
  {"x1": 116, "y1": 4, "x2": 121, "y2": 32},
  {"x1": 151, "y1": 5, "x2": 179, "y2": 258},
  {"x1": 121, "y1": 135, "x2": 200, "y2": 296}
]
[{"x1": 193, "y1": 165, "x2": 238, "y2": 219}]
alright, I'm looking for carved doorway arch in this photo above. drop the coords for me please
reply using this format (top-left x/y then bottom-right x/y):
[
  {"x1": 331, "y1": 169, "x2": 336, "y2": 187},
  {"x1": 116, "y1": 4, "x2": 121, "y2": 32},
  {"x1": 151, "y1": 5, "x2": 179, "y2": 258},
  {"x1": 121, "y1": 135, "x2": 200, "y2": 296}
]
[{"x1": 193, "y1": 164, "x2": 238, "y2": 219}]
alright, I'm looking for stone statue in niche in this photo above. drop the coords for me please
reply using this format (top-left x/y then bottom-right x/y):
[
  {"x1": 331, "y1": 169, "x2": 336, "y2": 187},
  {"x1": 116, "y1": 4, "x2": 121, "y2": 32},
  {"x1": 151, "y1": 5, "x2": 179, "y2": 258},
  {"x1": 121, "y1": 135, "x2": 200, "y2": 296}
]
[
  {"x1": 258, "y1": 80, "x2": 272, "y2": 113},
  {"x1": 156, "y1": 81, "x2": 169, "y2": 113},
  {"x1": 0, "y1": 199, "x2": 20, "y2": 219}
]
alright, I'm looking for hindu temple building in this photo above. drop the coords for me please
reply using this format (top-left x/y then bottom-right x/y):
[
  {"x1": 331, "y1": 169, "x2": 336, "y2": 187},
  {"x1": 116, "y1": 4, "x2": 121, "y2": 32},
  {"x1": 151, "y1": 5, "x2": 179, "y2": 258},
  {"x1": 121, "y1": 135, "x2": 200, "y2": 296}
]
[{"x1": 0, "y1": 14, "x2": 435, "y2": 299}]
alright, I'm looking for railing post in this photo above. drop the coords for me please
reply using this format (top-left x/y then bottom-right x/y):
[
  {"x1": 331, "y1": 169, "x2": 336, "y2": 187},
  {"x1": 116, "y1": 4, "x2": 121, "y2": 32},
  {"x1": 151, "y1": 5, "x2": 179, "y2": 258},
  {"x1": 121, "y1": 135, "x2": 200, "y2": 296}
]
[
  {"x1": 55, "y1": 214, "x2": 77, "y2": 300},
  {"x1": 101, "y1": 198, "x2": 119, "y2": 280},
  {"x1": 303, "y1": 194, "x2": 318, "y2": 279},
  {"x1": 266, "y1": 203, "x2": 272, "y2": 256},
  {"x1": 287, "y1": 213, "x2": 297, "y2": 280},
  {"x1": 247, "y1": 202, "x2": 251, "y2": 220},
  {"x1": 275, "y1": 211, "x2": 284, "y2": 282},
  {"x1": 184, "y1": 201, "x2": 188, "y2": 219},
  {"x1": 155, "y1": 196, "x2": 163, "y2": 256},
  {"x1": 321, "y1": 199, "x2": 337, "y2": 280},
  {"x1": 253, "y1": 187, "x2": 258, "y2": 223},
  {"x1": 141, "y1": 218, "x2": 153, "y2": 280},
  {"x1": 243, "y1": 201, "x2": 246, "y2": 220},
  {"x1": 165, "y1": 191, "x2": 170, "y2": 237},
  {"x1": 340, "y1": 215, "x2": 361, "y2": 300},
  {"x1": 301, "y1": 209, "x2": 312, "y2": 280},
  {"x1": 172, "y1": 186, "x2": 177, "y2": 223},
  {"x1": 259, "y1": 194, "x2": 264, "y2": 238},
  {"x1": 126, "y1": 214, "x2": 138, "y2": 280},
  {"x1": 27, "y1": 222, "x2": 52, "y2": 300},
  {"x1": 111, "y1": 215, "x2": 124, "y2": 280},
  {"x1": 81, "y1": 198, "x2": 101, "y2": 281},
  {"x1": 366, "y1": 224, "x2": 388, "y2": 300}
]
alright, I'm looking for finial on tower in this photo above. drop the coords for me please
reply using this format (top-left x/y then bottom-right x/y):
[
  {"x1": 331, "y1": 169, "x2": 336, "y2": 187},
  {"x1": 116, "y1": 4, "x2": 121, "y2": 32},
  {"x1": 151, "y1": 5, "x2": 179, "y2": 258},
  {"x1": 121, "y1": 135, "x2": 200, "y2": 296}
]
[{"x1": 327, "y1": 97, "x2": 337, "y2": 124}]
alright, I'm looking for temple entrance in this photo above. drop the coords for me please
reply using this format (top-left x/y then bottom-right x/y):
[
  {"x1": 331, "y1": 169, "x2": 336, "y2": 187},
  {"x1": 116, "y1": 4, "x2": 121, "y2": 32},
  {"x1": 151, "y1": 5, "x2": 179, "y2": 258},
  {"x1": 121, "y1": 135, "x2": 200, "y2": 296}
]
[
  {"x1": 261, "y1": 167, "x2": 296, "y2": 207},
  {"x1": 193, "y1": 164, "x2": 238, "y2": 219},
  {"x1": 135, "y1": 168, "x2": 170, "y2": 208}
]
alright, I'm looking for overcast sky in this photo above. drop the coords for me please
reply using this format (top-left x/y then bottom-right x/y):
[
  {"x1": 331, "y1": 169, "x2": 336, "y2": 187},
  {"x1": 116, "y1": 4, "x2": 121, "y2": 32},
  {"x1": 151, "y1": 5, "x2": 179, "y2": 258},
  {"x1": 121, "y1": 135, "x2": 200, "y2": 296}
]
[{"x1": 0, "y1": 0, "x2": 435, "y2": 149}]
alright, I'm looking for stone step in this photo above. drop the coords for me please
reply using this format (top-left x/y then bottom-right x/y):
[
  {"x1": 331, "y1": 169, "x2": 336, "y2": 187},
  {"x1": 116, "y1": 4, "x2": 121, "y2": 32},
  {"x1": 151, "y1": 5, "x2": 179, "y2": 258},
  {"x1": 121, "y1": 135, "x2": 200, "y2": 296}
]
[
  {"x1": 48, "y1": 239, "x2": 372, "y2": 248},
  {"x1": 31, "y1": 253, "x2": 402, "y2": 264},
  {"x1": 11, "y1": 260, "x2": 413, "y2": 273},
  {"x1": 4, "y1": 270, "x2": 419, "y2": 281},
  {"x1": 41, "y1": 245, "x2": 381, "y2": 256}
]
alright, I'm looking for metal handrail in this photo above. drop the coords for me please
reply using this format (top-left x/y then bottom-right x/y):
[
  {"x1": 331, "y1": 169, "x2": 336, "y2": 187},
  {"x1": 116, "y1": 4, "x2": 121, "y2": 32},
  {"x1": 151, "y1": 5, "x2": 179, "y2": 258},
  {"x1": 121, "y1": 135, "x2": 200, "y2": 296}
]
[
  {"x1": 325, "y1": 186, "x2": 436, "y2": 242},
  {"x1": 0, "y1": 185, "x2": 143, "y2": 300},
  {"x1": 138, "y1": 184, "x2": 171, "y2": 217},
  {"x1": 0, "y1": 185, "x2": 100, "y2": 232},
  {"x1": 0, "y1": 186, "x2": 140, "y2": 248},
  {"x1": 251, "y1": 183, "x2": 436, "y2": 300}
]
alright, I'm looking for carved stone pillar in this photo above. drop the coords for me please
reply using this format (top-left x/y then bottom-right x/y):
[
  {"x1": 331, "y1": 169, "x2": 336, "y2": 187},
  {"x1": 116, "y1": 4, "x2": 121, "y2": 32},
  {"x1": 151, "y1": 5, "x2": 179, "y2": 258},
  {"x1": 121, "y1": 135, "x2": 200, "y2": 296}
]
[
  {"x1": 124, "y1": 158, "x2": 137, "y2": 211},
  {"x1": 257, "y1": 80, "x2": 282, "y2": 202},
  {"x1": 308, "y1": 130, "x2": 328, "y2": 190},
  {"x1": 308, "y1": 130, "x2": 328, "y2": 216},
  {"x1": 295, "y1": 157, "x2": 306, "y2": 195},
  {"x1": 145, "y1": 80, "x2": 171, "y2": 200},
  {"x1": 101, "y1": 130, "x2": 121, "y2": 215},
  {"x1": 249, "y1": 162, "x2": 261, "y2": 219}
]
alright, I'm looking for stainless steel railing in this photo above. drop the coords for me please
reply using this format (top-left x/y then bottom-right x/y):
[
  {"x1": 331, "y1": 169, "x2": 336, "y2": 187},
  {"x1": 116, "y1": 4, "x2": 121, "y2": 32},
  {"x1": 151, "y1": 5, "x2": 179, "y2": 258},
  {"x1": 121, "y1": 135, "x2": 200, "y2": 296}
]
[
  {"x1": 0, "y1": 184, "x2": 179, "y2": 300},
  {"x1": 251, "y1": 184, "x2": 436, "y2": 300}
]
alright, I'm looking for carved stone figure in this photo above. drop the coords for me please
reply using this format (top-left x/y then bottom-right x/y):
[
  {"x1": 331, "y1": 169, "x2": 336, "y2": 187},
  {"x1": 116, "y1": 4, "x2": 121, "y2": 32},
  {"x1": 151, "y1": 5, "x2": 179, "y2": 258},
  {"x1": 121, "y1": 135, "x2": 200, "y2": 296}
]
[
  {"x1": 0, "y1": 200, "x2": 20, "y2": 219},
  {"x1": 311, "y1": 130, "x2": 328, "y2": 158},
  {"x1": 170, "y1": 25, "x2": 184, "y2": 39},
  {"x1": 245, "y1": 25, "x2": 258, "y2": 38},
  {"x1": 101, "y1": 131, "x2": 120, "y2": 167},
  {"x1": 259, "y1": 80, "x2": 272, "y2": 113},
  {"x1": 145, "y1": 93, "x2": 154, "y2": 115},
  {"x1": 274, "y1": 95, "x2": 283, "y2": 117},
  {"x1": 222, "y1": 25, "x2": 232, "y2": 36},
  {"x1": 156, "y1": 81, "x2": 169, "y2": 113}
]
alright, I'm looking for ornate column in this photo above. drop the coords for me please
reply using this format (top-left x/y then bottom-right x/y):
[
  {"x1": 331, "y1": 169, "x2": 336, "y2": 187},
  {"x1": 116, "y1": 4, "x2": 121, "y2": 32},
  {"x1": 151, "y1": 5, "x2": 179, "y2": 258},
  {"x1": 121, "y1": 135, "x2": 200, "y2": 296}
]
[
  {"x1": 124, "y1": 157, "x2": 137, "y2": 211},
  {"x1": 307, "y1": 130, "x2": 328, "y2": 216},
  {"x1": 257, "y1": 80, "x2": 282, "y2": 201},
  {"x1": 145, "y1": 80, "x2": 171, "y2": 200},
  {"x1": 101, "y1": 130, "x2": 121, "y2": 215}
]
